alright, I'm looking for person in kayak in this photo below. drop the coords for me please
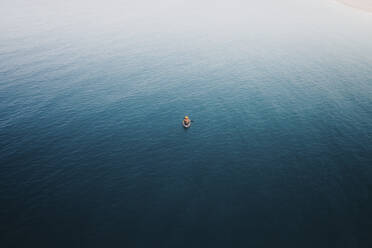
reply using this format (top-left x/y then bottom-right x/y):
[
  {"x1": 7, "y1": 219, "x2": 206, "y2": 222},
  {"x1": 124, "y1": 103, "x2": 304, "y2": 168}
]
[{"x1": 183, "y1": 116, "x2": 190, "y2": 125}]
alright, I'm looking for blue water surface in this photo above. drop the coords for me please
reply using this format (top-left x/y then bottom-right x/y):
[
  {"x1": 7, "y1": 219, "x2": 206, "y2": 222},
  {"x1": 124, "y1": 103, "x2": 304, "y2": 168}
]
[{"x1": 1, "y1": 0, "x2": 372, "y2": 247}]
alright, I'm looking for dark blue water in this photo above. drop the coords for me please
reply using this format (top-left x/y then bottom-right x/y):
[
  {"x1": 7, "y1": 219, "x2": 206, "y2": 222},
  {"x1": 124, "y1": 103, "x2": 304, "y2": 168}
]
[{"x1": 1, "y1": 0, "x2": 372, "y2": 247}]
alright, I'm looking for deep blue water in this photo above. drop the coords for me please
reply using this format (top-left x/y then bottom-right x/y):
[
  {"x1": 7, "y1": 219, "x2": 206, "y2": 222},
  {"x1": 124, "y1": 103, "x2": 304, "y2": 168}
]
[{"x1": 1, "y1": 0, "x2": 372, "y2": 247}]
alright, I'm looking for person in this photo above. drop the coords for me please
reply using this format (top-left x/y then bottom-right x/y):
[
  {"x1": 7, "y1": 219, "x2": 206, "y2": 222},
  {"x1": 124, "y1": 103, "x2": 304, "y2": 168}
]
[{"x1": 183, "y1": 116, "x2": 190, "y2": 125}]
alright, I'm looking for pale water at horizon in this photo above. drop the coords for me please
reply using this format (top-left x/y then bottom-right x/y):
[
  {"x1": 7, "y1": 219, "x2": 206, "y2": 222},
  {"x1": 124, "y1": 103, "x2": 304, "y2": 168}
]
[{"x1": 1, "y1": 0, "x2": 372, "y2": 247}]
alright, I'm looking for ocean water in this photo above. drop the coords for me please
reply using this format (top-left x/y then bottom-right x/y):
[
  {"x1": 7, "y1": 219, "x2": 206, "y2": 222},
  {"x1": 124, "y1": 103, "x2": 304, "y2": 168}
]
[{"x1": 1, "y1": 0, "x2": 372, "y2": 247}]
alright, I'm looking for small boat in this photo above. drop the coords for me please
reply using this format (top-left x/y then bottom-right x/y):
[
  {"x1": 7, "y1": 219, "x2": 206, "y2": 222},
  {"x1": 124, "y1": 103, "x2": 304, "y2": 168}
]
[{"x1": 182, "y1": 120, "x2": 191, "y2": 128}]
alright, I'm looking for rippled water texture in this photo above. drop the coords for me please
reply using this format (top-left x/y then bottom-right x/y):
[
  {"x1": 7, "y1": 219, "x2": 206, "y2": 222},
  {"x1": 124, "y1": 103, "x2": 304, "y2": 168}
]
[{"x1": 1, "y1": 0, "x2": 372, "y2": 247}]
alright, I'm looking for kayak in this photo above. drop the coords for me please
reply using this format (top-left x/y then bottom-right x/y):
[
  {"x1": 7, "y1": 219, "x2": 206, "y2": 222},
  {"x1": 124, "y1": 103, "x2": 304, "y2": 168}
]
[{"x1": 182, "y1": 120, "x2": 191, "y2": 128}]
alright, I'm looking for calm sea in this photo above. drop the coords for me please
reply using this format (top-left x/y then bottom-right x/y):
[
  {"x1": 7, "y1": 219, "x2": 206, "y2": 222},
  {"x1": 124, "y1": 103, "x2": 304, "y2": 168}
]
[{"x1": 1, "y1": 0, "x2": 372, "y2": 247}]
